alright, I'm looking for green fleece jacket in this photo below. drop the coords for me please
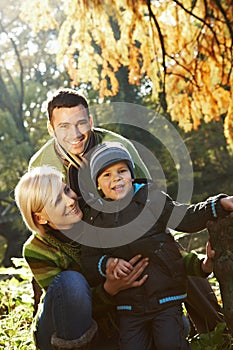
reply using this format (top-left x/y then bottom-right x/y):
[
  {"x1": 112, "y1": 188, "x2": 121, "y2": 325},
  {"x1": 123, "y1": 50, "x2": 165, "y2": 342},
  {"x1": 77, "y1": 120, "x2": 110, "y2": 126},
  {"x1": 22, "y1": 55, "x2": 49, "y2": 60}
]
[{"x1": 28, "y1": 127, "x2": 150, "y2": 181}]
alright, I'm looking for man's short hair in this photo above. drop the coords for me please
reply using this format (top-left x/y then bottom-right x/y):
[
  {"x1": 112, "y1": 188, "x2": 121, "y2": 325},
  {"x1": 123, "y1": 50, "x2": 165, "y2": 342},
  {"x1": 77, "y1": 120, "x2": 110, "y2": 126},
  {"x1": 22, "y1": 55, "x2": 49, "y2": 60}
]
[{"x1": 47, "y1": 88, "x2": 89, "y2": 123}]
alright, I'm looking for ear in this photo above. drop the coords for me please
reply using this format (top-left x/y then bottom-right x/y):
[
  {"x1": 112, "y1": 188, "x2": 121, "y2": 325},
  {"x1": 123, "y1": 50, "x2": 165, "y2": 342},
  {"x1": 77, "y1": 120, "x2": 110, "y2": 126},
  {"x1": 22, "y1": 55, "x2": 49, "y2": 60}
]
[
  {"x1": 34, "y1": 212, "x2": 48, "y2": 225},
  {"x1": 89, "y1": 116, "x2": 93, "y2": 129},
  {"x1": 97, "y1": 180, "x2": 101, "y2": 191},
  {"x1": 47, "y1": 121, "x2": 55, "y2": 137}
]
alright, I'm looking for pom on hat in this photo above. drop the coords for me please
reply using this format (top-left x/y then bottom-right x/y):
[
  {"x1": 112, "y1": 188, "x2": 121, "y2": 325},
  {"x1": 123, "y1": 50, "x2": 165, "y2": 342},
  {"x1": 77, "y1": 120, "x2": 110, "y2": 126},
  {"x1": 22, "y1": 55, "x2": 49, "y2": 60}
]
[{"x1": 90, "y1": 142, "x2": 135, "y2": 184}]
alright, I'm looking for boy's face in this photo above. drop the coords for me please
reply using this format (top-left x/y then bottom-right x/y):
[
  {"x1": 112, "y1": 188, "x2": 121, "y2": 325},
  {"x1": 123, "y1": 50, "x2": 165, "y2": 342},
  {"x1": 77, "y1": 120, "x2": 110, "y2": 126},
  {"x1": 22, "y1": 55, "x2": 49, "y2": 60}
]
[
  {"x1": 48, "y1": 105, "x2": 92, "y2": 155},
  {"x1": 97, "y1": 161, "x2": 133, "y2": 200}
]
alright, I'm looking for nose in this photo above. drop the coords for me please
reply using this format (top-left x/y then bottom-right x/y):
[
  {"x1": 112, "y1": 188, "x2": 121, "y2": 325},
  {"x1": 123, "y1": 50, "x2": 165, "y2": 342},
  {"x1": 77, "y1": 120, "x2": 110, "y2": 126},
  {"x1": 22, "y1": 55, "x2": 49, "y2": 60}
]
[
  {"x1": 70, "y1": 125, "x2": 83, "y2": 138},
  {"x1": 112, "y1": 171, "x2": 121, "y2": 181},
  {"x1": 64, "y1": 192, "x2": 76, "y2": 206}
]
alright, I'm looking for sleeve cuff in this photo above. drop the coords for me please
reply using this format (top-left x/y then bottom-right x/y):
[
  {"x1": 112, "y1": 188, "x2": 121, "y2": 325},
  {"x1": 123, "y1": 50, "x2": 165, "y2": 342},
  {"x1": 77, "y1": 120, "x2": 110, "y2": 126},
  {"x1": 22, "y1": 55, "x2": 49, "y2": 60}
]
[
  {"x1": 209, "y1": 194, "x2": 229, "y2": 219},
  {"x1": 97, "y1": 255, "x2": 109, "y2": 277}
]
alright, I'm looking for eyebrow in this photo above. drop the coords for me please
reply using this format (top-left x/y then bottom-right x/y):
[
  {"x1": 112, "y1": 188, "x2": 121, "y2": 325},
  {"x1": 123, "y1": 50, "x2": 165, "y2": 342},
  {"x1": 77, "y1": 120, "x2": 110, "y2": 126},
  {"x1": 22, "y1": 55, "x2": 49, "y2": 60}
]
[
  {"x1": 101, "y1": 165, "x2": 128, "y2": 174},
  {"x1": 54, "y1": 187, "x2": 64, "y2": 206},
  {"x1": 57, "y1": 119, "x2": 89, "y2": 127}
]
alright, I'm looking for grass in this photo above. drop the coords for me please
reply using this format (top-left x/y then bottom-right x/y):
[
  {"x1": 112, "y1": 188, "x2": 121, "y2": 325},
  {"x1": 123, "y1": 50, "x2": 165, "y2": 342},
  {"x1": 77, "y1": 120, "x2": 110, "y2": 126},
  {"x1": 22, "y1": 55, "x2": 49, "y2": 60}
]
[
  {"x1": 0, "y1": 259, "x2": 35, "y2": 350},
  {"x1": 0, "y1": 243, "x2": 232, "y2": 349}
]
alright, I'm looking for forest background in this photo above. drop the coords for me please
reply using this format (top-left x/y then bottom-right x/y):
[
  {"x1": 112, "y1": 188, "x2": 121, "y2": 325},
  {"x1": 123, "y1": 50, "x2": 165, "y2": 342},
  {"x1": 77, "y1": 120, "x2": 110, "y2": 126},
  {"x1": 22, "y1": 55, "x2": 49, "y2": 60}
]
[{"x1": 0, "y1": 1, "x2": 233, "y2": 349}]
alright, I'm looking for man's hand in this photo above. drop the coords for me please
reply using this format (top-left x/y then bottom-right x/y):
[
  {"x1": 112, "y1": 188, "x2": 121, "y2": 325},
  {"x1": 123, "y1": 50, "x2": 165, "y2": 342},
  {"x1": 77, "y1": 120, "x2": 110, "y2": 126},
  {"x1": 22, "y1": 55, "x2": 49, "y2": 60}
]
[
  {"x1": 104, "y1": 254, "x2": 149, "y2": 296},
  {"x1": 202, "y1": 241, "x2": 215, "y2": 274}
]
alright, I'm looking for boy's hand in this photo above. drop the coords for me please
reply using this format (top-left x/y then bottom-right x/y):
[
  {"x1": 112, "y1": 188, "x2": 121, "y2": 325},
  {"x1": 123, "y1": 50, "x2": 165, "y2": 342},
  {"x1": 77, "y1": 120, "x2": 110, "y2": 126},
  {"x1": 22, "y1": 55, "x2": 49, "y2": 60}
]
[
  {"x1": 220, "y1": 196, "x2": 233, "y2": 211},
  {"x1": 113, "y1": 258, "x2": 133, "y2": 279},
  {"x1": 202, "y1": 241, "x2": 215, "y2": 274},
  {"x1": 104, "y1": 254, "x2": 149, "y2": 295}
]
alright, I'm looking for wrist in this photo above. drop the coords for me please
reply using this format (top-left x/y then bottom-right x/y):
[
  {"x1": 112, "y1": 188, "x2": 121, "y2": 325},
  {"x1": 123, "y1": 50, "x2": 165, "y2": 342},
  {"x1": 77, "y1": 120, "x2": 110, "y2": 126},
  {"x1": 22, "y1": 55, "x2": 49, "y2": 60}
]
[
  {"x1": 106, "y1": 257, "x2": 115, "y2": 269},
  {"x1": 103, "y1": 280, "x2": 118, "y2": 296}
]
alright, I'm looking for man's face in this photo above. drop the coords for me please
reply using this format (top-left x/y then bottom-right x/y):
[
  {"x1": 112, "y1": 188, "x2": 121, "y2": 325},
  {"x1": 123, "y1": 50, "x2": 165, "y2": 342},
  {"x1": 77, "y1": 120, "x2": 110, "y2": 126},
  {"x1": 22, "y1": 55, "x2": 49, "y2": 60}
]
[{"x1": 49, "y1": 105, "x2": 92, "y2": 155}]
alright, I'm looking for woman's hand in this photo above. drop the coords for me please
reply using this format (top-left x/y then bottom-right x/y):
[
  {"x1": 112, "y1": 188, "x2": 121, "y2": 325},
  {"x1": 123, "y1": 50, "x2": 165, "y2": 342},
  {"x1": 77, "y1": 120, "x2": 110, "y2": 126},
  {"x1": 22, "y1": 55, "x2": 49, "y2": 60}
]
[{"x1": 104, "y1": 254, "x2": 149, "y2": 296}]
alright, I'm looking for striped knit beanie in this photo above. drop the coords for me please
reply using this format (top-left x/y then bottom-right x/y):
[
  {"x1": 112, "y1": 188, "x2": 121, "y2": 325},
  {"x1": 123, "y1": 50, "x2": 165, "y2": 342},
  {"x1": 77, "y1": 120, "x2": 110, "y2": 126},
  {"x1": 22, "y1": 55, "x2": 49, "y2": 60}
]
[{"x1": 90, "y1": 142, "x2": 135, "y2": 184}]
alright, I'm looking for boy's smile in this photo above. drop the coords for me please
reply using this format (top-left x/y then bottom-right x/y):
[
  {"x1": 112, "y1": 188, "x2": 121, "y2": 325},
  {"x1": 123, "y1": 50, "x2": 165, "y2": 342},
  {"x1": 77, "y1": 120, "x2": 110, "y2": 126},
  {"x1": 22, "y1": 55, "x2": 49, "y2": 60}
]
[{"x1": 97, "y1": 161, "x2": 133, "y2": 200}]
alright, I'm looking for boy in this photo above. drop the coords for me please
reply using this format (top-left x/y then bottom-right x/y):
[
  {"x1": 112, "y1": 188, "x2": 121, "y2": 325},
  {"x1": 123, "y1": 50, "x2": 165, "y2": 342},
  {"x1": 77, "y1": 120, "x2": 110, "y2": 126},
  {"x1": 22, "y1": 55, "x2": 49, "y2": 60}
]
[{"x1": 79, "y1": 142, "x2": 232, "y2": 350}]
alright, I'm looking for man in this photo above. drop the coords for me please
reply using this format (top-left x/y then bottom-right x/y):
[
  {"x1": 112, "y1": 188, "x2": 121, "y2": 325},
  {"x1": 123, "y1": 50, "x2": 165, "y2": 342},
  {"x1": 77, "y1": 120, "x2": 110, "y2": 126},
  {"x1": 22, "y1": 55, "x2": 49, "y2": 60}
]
[{"x1": 29, "y1": 88, "x2": 150, "y2": 190}]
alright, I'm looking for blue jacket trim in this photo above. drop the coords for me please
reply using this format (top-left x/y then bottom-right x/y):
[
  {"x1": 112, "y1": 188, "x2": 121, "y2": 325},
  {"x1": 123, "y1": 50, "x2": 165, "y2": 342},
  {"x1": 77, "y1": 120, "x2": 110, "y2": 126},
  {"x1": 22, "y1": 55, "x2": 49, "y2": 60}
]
[
  {"x1": 159, "y1": 293, "x2": 187, "y2": 305},
  {"x1": 211, "y1": 199, "x2": 218, "y2": 218},
  {"x1": 98, "y1": 255, "x2": 107, "y2": 277},
  {"x1": 117, "y1": 305, "x2": 132, "y2": 311},
  {"x1": 133, "y1": 183, "x2": 145, "y2": 194}
]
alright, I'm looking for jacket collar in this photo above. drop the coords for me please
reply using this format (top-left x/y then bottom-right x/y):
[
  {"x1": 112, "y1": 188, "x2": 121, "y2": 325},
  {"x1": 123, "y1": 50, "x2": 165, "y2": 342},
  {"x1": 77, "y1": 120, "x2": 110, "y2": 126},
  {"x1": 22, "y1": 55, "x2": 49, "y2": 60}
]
[{"x1": 84, "y1": 178, "x2": 156, "y2": 213}]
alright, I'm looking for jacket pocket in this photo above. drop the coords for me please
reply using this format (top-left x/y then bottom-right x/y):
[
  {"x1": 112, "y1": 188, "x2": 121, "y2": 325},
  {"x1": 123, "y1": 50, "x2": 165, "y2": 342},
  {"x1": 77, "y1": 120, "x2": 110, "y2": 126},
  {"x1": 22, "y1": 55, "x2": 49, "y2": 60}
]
[{"x1": 152, "y1": 239, "x2": 185, "y2": 278}]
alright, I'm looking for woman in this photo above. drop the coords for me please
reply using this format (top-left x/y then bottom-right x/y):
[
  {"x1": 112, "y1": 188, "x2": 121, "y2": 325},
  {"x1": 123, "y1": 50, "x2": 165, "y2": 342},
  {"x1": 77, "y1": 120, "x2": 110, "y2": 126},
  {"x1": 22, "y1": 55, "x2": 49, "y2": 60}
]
[{"x1": 14, "y1": 165, "x2": 148, "y2": 350}]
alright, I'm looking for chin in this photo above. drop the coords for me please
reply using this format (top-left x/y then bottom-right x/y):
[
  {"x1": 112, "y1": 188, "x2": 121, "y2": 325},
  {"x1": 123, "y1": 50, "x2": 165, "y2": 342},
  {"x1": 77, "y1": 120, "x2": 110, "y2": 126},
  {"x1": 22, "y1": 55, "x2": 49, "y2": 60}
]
[
  {"x1": 116, "y1": 194, "x2": 125, "y2": 200},
  {"x1": 69, "y1": 148, "x2": 84, "y2": 156}
]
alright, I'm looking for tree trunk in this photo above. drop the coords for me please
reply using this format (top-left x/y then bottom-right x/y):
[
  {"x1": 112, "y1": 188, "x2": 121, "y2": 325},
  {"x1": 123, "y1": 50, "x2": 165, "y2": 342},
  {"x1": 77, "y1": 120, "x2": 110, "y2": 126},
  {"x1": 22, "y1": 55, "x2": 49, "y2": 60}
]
[{"x1": 207, "y1": 215, "x2": 233, "y2": 334}]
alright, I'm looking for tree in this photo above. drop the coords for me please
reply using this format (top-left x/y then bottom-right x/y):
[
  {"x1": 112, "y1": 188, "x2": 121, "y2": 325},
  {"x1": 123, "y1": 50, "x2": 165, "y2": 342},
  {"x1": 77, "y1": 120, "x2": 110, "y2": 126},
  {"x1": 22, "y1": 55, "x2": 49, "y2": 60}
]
[
  {"x1": 20, "y1": 0, "x2": 233, "y2": 147},
  {"x1": 0, "y1": 0, "x2": 70, "y2": 265},
  {"x1": 0, "y1": 0, "x2": 72, "y2": 188},
  {"x1": 207, "y1": 215, "x2": 233, "y2": 335}
]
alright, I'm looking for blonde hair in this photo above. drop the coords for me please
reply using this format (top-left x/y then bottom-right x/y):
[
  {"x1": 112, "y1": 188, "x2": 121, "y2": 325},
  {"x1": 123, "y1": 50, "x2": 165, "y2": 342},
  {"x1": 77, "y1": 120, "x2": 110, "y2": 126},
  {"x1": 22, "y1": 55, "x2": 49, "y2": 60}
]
[{"x1": 14, "y1": 166, "x2": 64, "y2": 233}]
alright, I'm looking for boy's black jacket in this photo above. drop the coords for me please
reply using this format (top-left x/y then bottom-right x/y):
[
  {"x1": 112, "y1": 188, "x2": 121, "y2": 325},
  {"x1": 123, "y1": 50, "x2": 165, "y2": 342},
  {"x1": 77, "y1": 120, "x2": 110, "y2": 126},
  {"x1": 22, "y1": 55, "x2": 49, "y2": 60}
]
[{"x1": 80, "y1": 179, "x2": 228, "y2": 312}]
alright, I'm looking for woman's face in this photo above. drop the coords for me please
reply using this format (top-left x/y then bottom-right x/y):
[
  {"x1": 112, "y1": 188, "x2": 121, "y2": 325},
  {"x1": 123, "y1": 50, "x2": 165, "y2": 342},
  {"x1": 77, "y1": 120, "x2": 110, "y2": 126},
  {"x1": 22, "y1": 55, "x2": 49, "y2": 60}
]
[{"x1": 38, "y1": 183, "x2": 83, "y2": 230}]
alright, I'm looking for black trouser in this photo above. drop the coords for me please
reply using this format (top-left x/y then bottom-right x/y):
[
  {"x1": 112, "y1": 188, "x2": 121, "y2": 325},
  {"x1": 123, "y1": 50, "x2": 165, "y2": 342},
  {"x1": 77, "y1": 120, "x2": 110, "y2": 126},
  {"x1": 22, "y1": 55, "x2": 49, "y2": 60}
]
[{"x1": 118, "y1": 305, "x2": 191, "y2": 350}]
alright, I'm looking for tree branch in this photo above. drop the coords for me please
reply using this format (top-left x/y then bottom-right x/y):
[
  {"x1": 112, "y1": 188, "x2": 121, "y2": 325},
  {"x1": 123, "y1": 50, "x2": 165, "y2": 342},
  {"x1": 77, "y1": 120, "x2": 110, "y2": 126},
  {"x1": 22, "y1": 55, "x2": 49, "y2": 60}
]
[{"x1": 146, "y1": 0, "x2": 167, "y2": 112}]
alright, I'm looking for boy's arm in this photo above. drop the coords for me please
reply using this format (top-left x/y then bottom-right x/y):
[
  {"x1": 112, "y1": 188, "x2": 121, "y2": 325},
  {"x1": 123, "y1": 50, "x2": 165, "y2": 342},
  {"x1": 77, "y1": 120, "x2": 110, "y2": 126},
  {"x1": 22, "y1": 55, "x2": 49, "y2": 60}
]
[
  {"x1": 154, "y1": 190, "x2": 230, "y2": 233},
  {"x1": 81, "y1": 245, "x2": 112, "y2": 286}
]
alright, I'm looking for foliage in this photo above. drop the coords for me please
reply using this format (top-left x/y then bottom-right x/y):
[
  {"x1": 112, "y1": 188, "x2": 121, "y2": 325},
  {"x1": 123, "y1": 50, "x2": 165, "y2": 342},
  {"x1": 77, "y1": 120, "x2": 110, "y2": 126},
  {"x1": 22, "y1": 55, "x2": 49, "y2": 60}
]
[
  {"x1": 190, "y1": 322, "x2": 233, "y2": 350},
  {"x1": 0, "y1": 3, "x2": 232, "y2": 346},
  {"x1": 184, "y1": 120, "x2": 233, "y2": 200},
  {"x1": 0, "y1": 258, "x2": 35, "y2": 349},
  {"x1": 0, "y1": 257, "x2": 232, "y2": 349},
  {"x1": 0, "y1": 236, "x2": 6, "y2": 263},
  {"x1": 20, "y1": 0, "x2": 233, "y2": 147},
  {"x1": 0, "y1": 0, "x2": 70, "y2": 191}
]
